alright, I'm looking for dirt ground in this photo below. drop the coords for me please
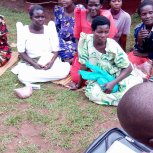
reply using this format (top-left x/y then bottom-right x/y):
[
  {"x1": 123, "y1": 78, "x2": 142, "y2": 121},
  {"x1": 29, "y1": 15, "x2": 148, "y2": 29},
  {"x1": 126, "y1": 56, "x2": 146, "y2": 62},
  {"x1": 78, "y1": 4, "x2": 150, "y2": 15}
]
[{"x1": 0, "y1": 102, "x2": 120, "y2": 153}]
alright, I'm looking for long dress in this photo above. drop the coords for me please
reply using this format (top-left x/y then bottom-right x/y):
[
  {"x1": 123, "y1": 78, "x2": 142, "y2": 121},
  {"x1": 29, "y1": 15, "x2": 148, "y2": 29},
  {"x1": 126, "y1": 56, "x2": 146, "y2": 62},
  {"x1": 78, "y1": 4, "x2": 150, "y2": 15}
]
[
  {"x1": 12, "y1": 21, "x2": 70, "y2": 85},
  {"x1": 78, "y1": 33, "x2": 143, "y2": 106},
  {"x1": 54, "y1": 5, "x2": 84, "y2": 61}
]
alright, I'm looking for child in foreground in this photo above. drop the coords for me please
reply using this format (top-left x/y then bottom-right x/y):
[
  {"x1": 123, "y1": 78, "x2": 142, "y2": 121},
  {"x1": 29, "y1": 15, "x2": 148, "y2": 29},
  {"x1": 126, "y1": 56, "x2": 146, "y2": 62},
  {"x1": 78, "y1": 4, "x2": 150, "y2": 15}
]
[{"x1": 118, "y1": 82, "x2": 153, "y2": 150}]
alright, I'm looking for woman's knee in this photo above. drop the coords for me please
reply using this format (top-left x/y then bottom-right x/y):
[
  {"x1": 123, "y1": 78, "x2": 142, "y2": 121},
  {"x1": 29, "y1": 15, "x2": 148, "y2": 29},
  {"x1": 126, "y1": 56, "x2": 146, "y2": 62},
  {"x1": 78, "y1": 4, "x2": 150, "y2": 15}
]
[
  {"x1": 58, "y1": 63, "x2": 70, "y2": 79},
  {"x1": 85, "y1": 83, "x2": 103, "y2": 101}
]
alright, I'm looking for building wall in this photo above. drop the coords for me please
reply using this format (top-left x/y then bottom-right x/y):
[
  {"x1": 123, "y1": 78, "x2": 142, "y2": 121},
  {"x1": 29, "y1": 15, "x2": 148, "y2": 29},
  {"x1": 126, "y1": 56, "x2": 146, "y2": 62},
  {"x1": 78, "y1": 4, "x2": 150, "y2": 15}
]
[{"x1": 26, "y1": 0, "x2": 141, "y2": 14}]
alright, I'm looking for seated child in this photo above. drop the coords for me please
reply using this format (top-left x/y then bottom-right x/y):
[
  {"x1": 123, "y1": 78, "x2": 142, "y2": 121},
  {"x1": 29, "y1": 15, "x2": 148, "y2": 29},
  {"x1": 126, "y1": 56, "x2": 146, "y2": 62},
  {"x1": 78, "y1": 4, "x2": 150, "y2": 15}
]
[
  {"x1": 0, "y1": 15, "x2": 11, "y2": 67},
  {"x1": 117, "y1": 82, "x2": 153, "y2": 149}
]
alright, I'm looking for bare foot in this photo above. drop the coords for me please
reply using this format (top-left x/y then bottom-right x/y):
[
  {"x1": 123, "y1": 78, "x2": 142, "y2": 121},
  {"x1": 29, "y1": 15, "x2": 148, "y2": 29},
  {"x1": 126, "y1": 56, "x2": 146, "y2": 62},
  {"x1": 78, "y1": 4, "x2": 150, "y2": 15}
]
[
  {"x1": 63, "y1": 59, "x2": 73, "y2": 65},
  {"x1": 66, "y1": 81, "x2": 78, "y2": 90}
]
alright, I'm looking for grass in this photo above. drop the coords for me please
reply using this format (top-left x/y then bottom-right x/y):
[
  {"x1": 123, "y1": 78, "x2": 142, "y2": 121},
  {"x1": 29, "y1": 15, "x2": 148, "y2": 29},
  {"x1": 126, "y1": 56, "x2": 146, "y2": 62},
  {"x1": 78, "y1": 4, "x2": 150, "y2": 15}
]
[
  {"x1": 5, "y1": 114, "x2": 23, "y2": 126},
  {"x1": 16, "y1": 144, "x2": 39, "y2": 153},
  {"x1": 0, "y1": 133, "x2": 15, "y2": 152},
  {"x1": 126, "y1": 13, "x2": 141, "y2": 51},
  {"x1": 0, "y1": 7, "x2": 140, "y2": 153}
]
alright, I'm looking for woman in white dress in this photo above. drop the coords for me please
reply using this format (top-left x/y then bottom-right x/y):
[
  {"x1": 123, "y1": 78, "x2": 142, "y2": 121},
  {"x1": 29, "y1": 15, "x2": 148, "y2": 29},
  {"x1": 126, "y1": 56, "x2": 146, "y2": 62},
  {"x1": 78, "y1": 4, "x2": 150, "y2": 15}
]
[{"x1": 13, "y1": 5, "x2": 70, "y2": 85}]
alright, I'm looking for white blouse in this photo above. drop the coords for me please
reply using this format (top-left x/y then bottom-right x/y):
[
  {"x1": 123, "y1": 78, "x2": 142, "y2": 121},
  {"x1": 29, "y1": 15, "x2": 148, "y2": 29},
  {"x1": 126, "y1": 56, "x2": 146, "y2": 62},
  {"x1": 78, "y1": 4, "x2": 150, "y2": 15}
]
[{"x1": 17, "y1": 21, "x2": 60, "y2": 58}]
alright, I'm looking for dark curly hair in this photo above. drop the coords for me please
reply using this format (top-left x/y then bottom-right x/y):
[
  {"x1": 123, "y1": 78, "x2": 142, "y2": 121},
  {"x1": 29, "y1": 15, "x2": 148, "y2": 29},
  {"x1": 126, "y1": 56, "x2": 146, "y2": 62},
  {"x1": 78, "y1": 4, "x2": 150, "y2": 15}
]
[
  {"x1": 108, "y1": 0, "x2": 123, "y2": 3},
  {"x1": 85, "y1": 0, "x2": 105, "y2": 5},
  {"x1": 91, "y1": 16, "x2": 110, "y2": 31},
  {"x1": 29, "y1": 4, "x2": 44, "y2": 18},
  {"x1": 138, "y1": 0, "x2": 153, "y2": 15}
]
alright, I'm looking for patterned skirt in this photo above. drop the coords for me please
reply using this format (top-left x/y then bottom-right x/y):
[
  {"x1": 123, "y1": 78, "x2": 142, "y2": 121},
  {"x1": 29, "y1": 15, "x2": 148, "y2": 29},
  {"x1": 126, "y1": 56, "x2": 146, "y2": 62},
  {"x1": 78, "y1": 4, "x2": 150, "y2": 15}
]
[{"x1": 0, "y1": 45, "x2": 11, "y2": 67}]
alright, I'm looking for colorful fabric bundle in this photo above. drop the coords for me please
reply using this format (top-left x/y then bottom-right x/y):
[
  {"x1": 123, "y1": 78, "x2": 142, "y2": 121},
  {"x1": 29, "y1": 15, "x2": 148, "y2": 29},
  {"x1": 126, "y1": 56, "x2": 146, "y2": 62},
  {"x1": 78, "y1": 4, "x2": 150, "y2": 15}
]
[
  {"x1": 0, "y1": 15, "x2": 11, "y2": 67},
  {"x1": 79, "y1": 61, "x2": 119, "y2": 93}
]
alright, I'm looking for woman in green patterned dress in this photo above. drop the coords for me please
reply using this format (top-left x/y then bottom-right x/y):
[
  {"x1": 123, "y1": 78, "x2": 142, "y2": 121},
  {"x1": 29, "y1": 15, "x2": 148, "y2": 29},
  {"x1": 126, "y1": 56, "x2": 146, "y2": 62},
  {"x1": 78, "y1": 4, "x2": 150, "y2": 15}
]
[{"x1": 76, "y1": 16, "x2": 143, "y2": 106}]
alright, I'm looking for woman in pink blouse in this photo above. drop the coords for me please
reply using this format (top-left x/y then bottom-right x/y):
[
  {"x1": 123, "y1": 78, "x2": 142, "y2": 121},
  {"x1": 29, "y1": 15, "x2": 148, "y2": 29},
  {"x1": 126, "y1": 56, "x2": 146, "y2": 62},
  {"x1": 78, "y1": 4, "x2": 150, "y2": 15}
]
[{"x1": 69, "y1": 0, "x2": 117, "y2": 89}]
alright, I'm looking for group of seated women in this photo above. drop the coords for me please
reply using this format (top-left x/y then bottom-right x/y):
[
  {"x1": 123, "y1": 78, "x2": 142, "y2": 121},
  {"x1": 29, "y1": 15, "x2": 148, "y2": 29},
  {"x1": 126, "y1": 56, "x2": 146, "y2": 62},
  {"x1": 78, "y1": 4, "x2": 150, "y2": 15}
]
[{"x1": 2, "y1": 0, "x2": 153, "y2": 105}]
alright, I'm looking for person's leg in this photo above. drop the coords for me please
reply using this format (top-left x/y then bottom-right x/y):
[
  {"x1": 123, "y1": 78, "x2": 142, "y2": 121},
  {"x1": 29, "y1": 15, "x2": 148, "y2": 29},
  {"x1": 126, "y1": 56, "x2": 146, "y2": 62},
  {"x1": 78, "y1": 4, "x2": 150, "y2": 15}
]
[
  {"x1": 85, "y1": 81, "x2": 121, "y2": 106},
  {"x1": 70, "y1": 54, "x2": 81, "y2": 83},
  {"x1": 18, "y1": 59, "x2": 70, "y2": 84}
]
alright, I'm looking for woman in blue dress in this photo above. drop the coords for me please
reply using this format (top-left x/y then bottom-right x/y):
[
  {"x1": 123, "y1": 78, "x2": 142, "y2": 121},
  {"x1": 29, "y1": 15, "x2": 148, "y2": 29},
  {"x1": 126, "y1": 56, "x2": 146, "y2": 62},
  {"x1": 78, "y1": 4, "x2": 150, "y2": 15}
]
[{"x1": 54, "y1": 0, "x2": 84, "y2": 63}]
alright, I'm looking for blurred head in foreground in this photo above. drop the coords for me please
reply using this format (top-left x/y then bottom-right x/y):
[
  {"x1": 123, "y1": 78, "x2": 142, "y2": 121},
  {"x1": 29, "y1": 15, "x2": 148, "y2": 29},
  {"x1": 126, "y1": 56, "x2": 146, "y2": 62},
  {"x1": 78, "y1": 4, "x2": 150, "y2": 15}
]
[{"x1": 117, "y1": 82, "x2": 153, "y2": 149}]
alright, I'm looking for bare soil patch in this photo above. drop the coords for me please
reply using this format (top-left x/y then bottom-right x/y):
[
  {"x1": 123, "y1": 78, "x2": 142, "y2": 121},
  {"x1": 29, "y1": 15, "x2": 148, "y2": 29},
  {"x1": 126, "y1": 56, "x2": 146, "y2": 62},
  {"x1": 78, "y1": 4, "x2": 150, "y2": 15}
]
[{"x1": 4, "y1": 121, "x2": 51, "y2": 153}]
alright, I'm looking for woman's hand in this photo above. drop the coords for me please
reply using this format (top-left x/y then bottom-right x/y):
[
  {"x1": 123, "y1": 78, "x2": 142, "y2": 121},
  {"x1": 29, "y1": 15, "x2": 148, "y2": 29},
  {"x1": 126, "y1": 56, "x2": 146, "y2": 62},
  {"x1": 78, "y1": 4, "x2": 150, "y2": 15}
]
[
  {"x1": 138, "y1": 29, "x2": 149, "y2": 46},
  {"x1": 43, "y1": 52, "x2": 58, "y2": 70},
  {"x1": 104, "y1": 64, "x2": 132, "y2": 93},
  {"x1": 43, "y1": 61, "x2": 54, "y2": 70},
  {"x1": 42, "y1": 52, "x2": 58, "y2": 70},
  {"x1": 20, "y1": 52, "x2": 43, "y2": 69},
  {"x1": 138, "y1": 29, "x2": 149, "y2": 39},
  {"x1": 103, "y1": 81, "x2": 116, "y2": 94},
  {"x1": 32, "y1": 63, "x2": 43, "y2": 69}
]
